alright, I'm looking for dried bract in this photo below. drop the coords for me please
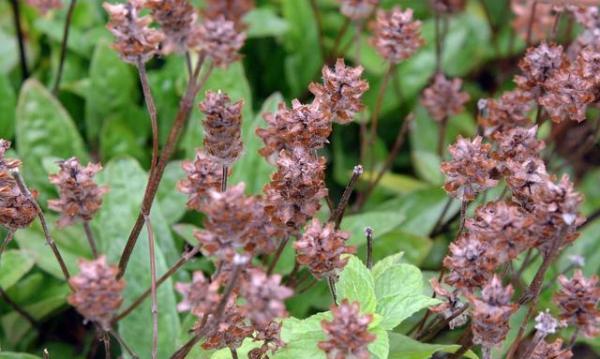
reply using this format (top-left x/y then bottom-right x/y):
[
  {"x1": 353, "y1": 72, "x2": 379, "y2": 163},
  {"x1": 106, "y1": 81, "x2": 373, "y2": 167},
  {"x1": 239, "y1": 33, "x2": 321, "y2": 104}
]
[
  {"x1": 539, "y1": 69, "x2": 595, "y2": 123},
  {"x1": 177, "y1": 150, "x2": 222, "y2": 211},
  {"x1": 554, "y1": 270, "x2": 600, "y2": 338},
  {"x1": 531, "y1": 338, "x2": 573, "y2": 359},
  {"x1": 421, "y1": 73, "x2": 470, "y2": 122},
  {"x1": 202, "y1": 0, "x2": 254, "y2": 29},
  {"x1": 515, "y1": 42, "x2": 566, "y2": 97},
  {"x1": 145, "y1": 0, "x2": 198, "y2": 53},
  {"x1": 493, "y1": 126, "x2": 544, "y2": 163},
  {"x1": 241, "y1": 268, "x2": 292, "y2": 329},
  {"x1": 444, "y1": 232, "x2": 497, "y2": 290},
  {"x1": 195, "y1": 16, "x2": 246, "y2": 68},
  {"x1": 339, "y1": 0, "x2": 379, "y2": 20},
  {"x1": 371, "y1": 7, "x2": 424, "y2": 64},
  {"x1": 477, "y1": 90, "x2": 533, "y2": 134},
  {"x1": 26, "y1": 0, "x2": 62, "y2": 14},
  {"x1": 202, "y1": 302, "x2": 254, "y2": 351},
  {"x1": 511, "y1": 0, "x2": 555, "y2": 42},
  {"x1": 432, "y1": 0, "x2": 466, "y2": 14},
  {"x1": 175, "y1": 271, "x2": 220, "y2": 317}
]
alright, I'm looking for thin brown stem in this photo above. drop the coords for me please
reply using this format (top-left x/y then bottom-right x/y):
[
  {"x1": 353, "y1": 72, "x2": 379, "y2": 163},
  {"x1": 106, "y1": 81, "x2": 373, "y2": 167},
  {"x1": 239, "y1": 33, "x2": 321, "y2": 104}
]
[
  {"x1": 0, "y1": 286, "x2": 38, "y2": 328},
  {"x1": 448, "y1": 326, "x2": 474, "y2": 359},
  {"x1": 9, "y1": 0, "x2": 28, "y2": 80},
  {"x1": 118, "y1": 56, "x2": 211, "y2": 279},
  {"x1": 53, "y1": 0, "x2": 77, "y2": 94},
  {"x1": 430, "y1": 198, "x2": 453, "y2": 236},
  {"x1": 0, "y1": 230, "x2": 15, "y2": 261},
  {"x1": 366, "y1": 227, "x2": 374, "y2": 270},
  {"x1": 331, "y1": 165, "x2": 363, "y2": 229},
  {"x1": 102, "y1": 332, "x2": 110, "y2": 359},
  {"x1": 418, "y1": 304, "x2": 469, "y2": 342},
  {"x1": 437, "y1": 117, "x2": 448, "y2": 157},
  {"x1": 144, "y1": 215, "x2": 159, "y2": 359},
  {"x1": 11, "y1": 170, "x2": 71, "y2": 282},
  {"x1": 221, "y1": 165, "x2": 228, "y2": 192},
  {"x1": 567, "y1": 327, "x2": 579, "y2": 348},
  {"x1": 230, "y1": 349, "x2": 239, "y2": 359},
  {"x1": 136, "y1": 58, "x2": 160, "y2": 173},
  {"x1": 368, "y1": 64, "x2": 395, "y2": 156},
  {"x1": 267, "y1": 236, "x2": 290, "y2": 275},
  {"x1": 526, "y1": 1, "x2": 539, "y2": 46},
  {"x1": 327, "y1": 276, "x2": 338, "y2": 304},
  {"x1": 185, "y1": 52, "x2": 192, "y2": 77},
  {"x1": 83, "y1": 221, "x2": 99, "y2": 258}
]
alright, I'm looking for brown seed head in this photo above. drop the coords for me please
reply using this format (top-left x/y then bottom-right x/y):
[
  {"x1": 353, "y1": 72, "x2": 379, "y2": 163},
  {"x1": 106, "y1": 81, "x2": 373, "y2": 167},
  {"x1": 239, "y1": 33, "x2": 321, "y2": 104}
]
[
  {"x1": 554, "y1": 270, "x2": 600, "y2": 338},
  {"x1": 241, "y1": 268, "x2": 293, "y2": 329},
  {"x1": 371, "y1": 7, "x2": 424, "y2": 64},
  {"x1": 48, "y1": 158, "x2": 108, "y2": 228},
  {"x1": 444, "y1": 232, "x2": 497, "y2": 290},
  {"x1": 175, "y1": 271, "x2": 221, "y2": 317},
  {"x1": 421, "y1": 73, "x2": 470, "y2": 122},
  {"x1": 540, "y1": 65, "x2": 595, "y2": 123},
  {"x1": 145, "y1": 0, "x2": 198, "y2": 54},
  {"x1": 511, "y1": 0, "x2": 555, "y2": 42},
  {"x1": 515, "y1": 42, "x2": 566, "y2": 97},
  {"x1": 178, "y1": 150, "x2": 222, "y2": 211},
  {"x1": 492, "y1": 126, "x2": 545, "y2": 163},
  {"x1": 0, "y1": 173, "x2": 39, "y2": 231},
  {"x1": 68, "y1": 256, "x2": 125, "y2": 330},
  {"x1": 319, "y1": 300, "x2": 376, "y2": 359},
  {"x1": 310, "y1": 59, "x2": 370, "y2": 124},
  {"x1": 477, "y1": 90, "x2": 533, "y2": 135},
  {"x1": 0, "y1": 139, "x2": 21, "y2": 171},
  {"x1": 194, "y1": 16, "x2": 246, "y2": 68},
  {"x1": 202, "y1": 302, "x2": 254, "y2": 351},
  {"x1": 531, "y1": 338, "x2": 573, "y2": 359},
  {"x1": 338, "y1": 0, "x2": 379, "y2": 20},
  {"x1": 295, "y1": 219, "x2": 355, "y2": 279},
  {"x1": 199, "y1": 91, "x2": 244, "y2": 165},
  {"x1": 202, "y1": 0, "x2": 254, "y2": 30}
]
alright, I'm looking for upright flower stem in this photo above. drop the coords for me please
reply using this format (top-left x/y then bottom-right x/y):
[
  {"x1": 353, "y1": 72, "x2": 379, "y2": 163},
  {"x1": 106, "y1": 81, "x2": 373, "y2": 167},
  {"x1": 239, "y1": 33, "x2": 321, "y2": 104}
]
[
  {"x1": 267, "y1": 236, "x2": 290, "y2": 275},
  {"x1": 53, "y1": 0, "x2": 78, "y2": 94},
  {"x1": 331, "y1": 165, "x2": 363, "y2": 229},
  {"x1": 101, "y1": 331, "x2": 111, "y2": 359},
  {"x1": 10, "y1": 170, "x2": 71, "y2": 283},
  {"x1": 136, "y1": 58, "x2": 160, "y2": 173},
  {"x1": 525, "y1": 1, "x2": 538, "y2": 46},
  {"x1": 365, "y1": 227, "x2": 374, "y2": 270},
  {"x1": 230, "y1": 349, "x2": 239, "y2": 359},
  {"x1": 0, "y1": 229, "x2": 15, "y2": 260},
  {"x1": 431, "y1": 197, "x2": 453, "y2": 236},
  {"x1": 221, "y1": 165, "x2": 228, "y2": 192},
  {"x1": 9, "y1": 0, "x2": 29, "y2": 81},
  {"x1": 327, "y1": 276, "x2": 338, "y2": 304},
  {"x1": 437, "y1": 117, "x2": 448, "y2": 157},
  {"x1": 118, "y1": 56, "x2": 212, "y2": 279},
  {"x1": 82, "y1": 221, "x2": 99, "y2": 258},
  {"x1": 368, "y1": 64, "x2": 395, "y2": 157},
  {"x1": 144, "y1": 214, "x2": 159, "y2": 359}
]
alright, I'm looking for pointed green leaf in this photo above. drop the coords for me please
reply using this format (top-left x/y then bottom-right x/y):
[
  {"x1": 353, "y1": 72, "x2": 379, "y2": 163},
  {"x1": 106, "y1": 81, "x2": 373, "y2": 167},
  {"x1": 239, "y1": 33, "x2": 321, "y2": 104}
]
[
  {"x1": 275, "y1": 312, "x2": 330, "y2": 359},
  {"x1": 369, "y1": 326, "x2": 389, "y2": 359},
  {"x1": 388, "y1": 333, "x2": 479, "y2": 359},
  {"x1": 371, "y1": 252, "x2": 404, "y2": 280},
  {"x1": 335, "y1": 255, "x2": 377, "y2": 313}
]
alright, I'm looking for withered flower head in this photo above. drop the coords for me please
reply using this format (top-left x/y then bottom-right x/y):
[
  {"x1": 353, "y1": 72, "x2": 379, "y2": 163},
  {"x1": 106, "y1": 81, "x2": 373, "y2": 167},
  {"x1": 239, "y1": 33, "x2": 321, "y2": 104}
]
[
  {"x1": 263, "y1": 147, "x2": 328, "y2": 233},
  {"x1": 257, "y1": 100, "x2": 332, "y2": 161},
  {"x1": 531, "y1": 338, "x2": 573, "y2": 359},
  {"x1": 26, "y1": 0, "x2": 62, "y2": 14},
  {"x1": 477, "y1": 90, "x2": 533, "y2": 135},
  {"x1": 103, "y1": 0, "x2": 165, "y2": 63},
  {"x1": 432, "y1": 0, "x2": 467, "y2": 14},
  {"x1": 493, "y1": 126, "x2": 545, "y2": 163},
  {"x1": 0, "y1": 139, "x2": 21, "y2": 172},
  {"x1": 199, "y1": 91, "x2": 244, "y2": 165},
  {"x1": 249, "y1": 321, "x2": 286, "y2": 359},
  {"x1": 504, "y1": 157, "x2": 549, "y2": 205},
  {"x1": 194, "y1": 183, "x2": 257, "y2": 259},
  {"x1": 241, "y1": 268, "x2": 293, "y2": 329},
  {"x1": 310, "y1": 59, "x2": 369, "y2": 124},
  {"x1": 371, "y1": 7, "x2": 424, "y2": 64},
  {"x1": 441, "y1": 136, "x2": 498, "y2": 202},
  {"x1": 175, "y1": 271, "x2": 220, "y2": 318},
  {"x1": 68, "y1": 256, "x2": 125, "y2": 330},
  {"x1": 318, "y1": 300, "x2": 376, "y2": 359},
  {"x1": 572, "y1": 5, "x2": 600, "y2": 30},
  {"x1": 515, "y1": 42, "x2": 566, "y2": 96},
  {"x1": 511, "y1": 0, "x2": 555, "y2": 42},
  {"x1": 534, "y1": 310, "x2": 561, "y2": 336},
  {"x1": 48, "y1": 158, "x2": 108, "y2": 228},
  {"x1": 194, "y1": 16, "x2": 246, "y2": 68},
  {"x1": 202, "y1": 302, "x2": 254, "y2": 351},
  {"x1": 421, "y1": 73, "x2": 470, "y2": 122},
  {"x1": 554, "y1": 270, "x2": 600, "y2": 338},
  {"x1": 338, "y1": 0, "x2": 379, "y2": 20},
  {"x1": 539, "y1": 67, "x2": 595, "y2": 123},
  {"x1": 295, "y1": 219, "x2": 355, "y2": 279},
  {"x1": 202, "y1": 0, "x2": 255, "y2": 29},
  {"x1": 145, "y1": 0, "x2": 198, "y2": 54},
  {"x1": 430, "y1": 278, "x2": 468, "y2": 329},
  {"x1": 468, "y1": 276, "x2": 518, "y2": 347},
  {"x1": 443, "y1": 232, "x2": 497, "y2": 290},
  {"x1": 577, "y1": 46, "x2": 600, "y2": 86},
  {"x1": 178, "y1": 150, "x2": 222, "y2": 211}
]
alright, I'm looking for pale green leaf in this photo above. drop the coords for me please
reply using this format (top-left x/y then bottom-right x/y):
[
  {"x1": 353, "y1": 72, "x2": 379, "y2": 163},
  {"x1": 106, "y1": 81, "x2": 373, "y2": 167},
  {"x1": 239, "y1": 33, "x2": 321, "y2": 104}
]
[
  {"x1": 157, "y1": 161, "x2": 187, "y2": 224},
  {"x1": 0, "y1": 74, "x2": 16, "y2": 139},
  {"x1": 335, "y1": 255, "x2": 377, "y2": 313},
  {"x1": 369, "y1": 326, "x2": 389, "y2": 359},
  {"x1": 371, "y1": 252, "x2": 404, "y2": 280},
  {"x1": 274, "y1": 312, "x2": 330, "y2": 359},
  {"x1": 245, "y1": 8, "x2": 289, "y2": 38},
  {"x1": 341, "y1": 211, "x2": 405, "y2": 247},
  {"x1": 388, "y1": 333, "x2": 478, "y2": 359}
]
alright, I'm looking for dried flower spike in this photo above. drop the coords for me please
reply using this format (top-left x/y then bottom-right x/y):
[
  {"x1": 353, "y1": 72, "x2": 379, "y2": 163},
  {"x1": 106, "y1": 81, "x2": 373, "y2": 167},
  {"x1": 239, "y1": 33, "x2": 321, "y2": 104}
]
[
  {"x1": 295, "y1": 219, "x2": 355, "y2": 279},
  {"x1": 477, "y1": 90, "x2": 533, "y2": 135},
  {"x1": 48, "y1": 158, "x2": 108, "y2": 228},
  {"x1": 511, "y1": 0, "x2": 555, "y2": 42},
  {"x1": 68, "y1": 256, "x2": 125, "y2": 330},
  {"x1": 241, "y1": 268, "x2": 293, "y2": 329},
  {"x1": 194, "y1": 16, "x2": 246, "y2": 68},
  {"x1": 432, "y1": 0, "x2": 466, "y2": 14},
  {"x1": 339, "y1": 0, "x2": 379, "y2": 20},
  {"x1": 145, "y1": 0, "x2": 198, "y2": 54},
  {"x1": 0, "y1": 139, "x2": 21, "y2": 173},
  {"x1": 531, "y1": 338, "x2": 573, "y2": 359},
  {"x1": 319, "y1": 300, "x2": 376, "y2": 359},
  {"x1": 178, "y1": 150, "x2": 222, "y2": 211},
  {"x1": 103, "y1": 0, "x2": 165, "y2": 63},
  {"x1": 534, "y1": 310, "x2": 561, "y2": 336},
  {"x1": 199, "y1": 91, "x2": 244, "y2": 165},
  {"x1": 26, "y1": 0, "x2": 62, "y2": 14},
  {"x1": 441, "y1": 136, "x2": 498, "y2": 202},
  {"x1": 371, "y1": 7, "x2": 424, "y2": 64},
  {"x1": 515, "y1": 42, "x2": 566, "y2": 97},
  {"x1": 175, "y1": 271, "x2": 220, "y2": 318},
  {"x1": 443, "y1": 232, "x2": 497, "y2": 290},
  {"x1": 539, "y1": 68, "x2": 595, "y2": 123},
  {"x1": 554, "y1": 270, "x2": 600, "y2": 338},
  {"x1": 202, "y1": 0, "x2": 255, "y2": 29},
  {"x1": 310, "y1": 59, "x2": 369, "y2": 124},
  {"x1": 492, "y1": 126, "x2": 544, "y2": 163},
  {"x1": 421, "y1": 73, "x2": 470, "y2": 122}
]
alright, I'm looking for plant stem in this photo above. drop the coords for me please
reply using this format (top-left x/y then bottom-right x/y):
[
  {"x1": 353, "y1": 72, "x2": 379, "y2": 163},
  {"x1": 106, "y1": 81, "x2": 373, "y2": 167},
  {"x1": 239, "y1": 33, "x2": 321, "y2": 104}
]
[
  {"x1": 457, "y1": 200, "x2": 467, "y2": 236},
  {"x1": 327, "y1": 276, "x2": 338, "y2": 304},
  {"x1": 366, "y1": 227, "x2": 374, "y2": 270},
  {"x1": 230, "y1": 349, "x2": 239, "y2": 359},
  {"x1": 526, "y1": 1, "x2": 538, "y2": 46},
  {"x1": 9, "y1": 0, "x2": 29, "y2": 81},
  {"x1": 53, "y1": 0, "x2": 77, "y2": 94},
  {"x1": 43, "y1": 349, "x2": 49, "y2": 359},
  {"x1": 267, "y1": 236, "x2": 290, "y2": 275},
  {"x1": 118, "y1": 56, "x2": 211, "y2": 279},
  {"x1": 0, "y1": 230, "x2": 15, "y2": 262},
  {"x1": 83, "y1": 221, "x2": 99, "y2": 258},
  {"x1": 102, "y1": 331, "x2": 110, "y2": 359},
  {"x1": 114, "y1": 245, "x2": 200, "y2": 322},
  {"x1": 568, "y1": 327, "x2": 579, "y2": 348},
  {"x1": 331, "y1": 165, "x2": 363, "y2": 229},
  {"x1": 437, "y1": 117, "x2": 448, "y2": 158},
  {"x1": 136, "y1": 58, "x2": 160, "y2": 173},
  {"x1": 431, "y1": 198, "x2": 453, "y2": 236},
  {"x1": 368, "y1": 64, "x2": 395, "y2": 162},
  {"x1": 308, "y1": 0, "x2": 326, "y2": 62},
  {"x1": 144, "y1": 215, "x2": 159, "y2": 359},
  {"x1": 419, "y1": 304, "x2": 469, "y2": 342},
  {"x1": 109, "y1": 329, "x2": 139, "y2": 359},
  {"x1": 448, "y1": 326, "x2": 473, "y2": 359},
  {"x1": 221, "y1": 165, "x2": 228, "y2": 192},
  {"x1": 10, "y1": 170, "x2": 71, "y2": 282}
]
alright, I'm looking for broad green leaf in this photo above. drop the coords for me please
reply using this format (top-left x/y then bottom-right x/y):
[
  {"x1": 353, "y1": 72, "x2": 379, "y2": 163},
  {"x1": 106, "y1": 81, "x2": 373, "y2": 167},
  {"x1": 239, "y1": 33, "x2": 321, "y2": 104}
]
[
  {"x1": 172, "y1": 223, "x2": 200, "y2": 247},
  {"x1": 0, "y1": 353, "x2": 41, "y2": 359},
  {"x1": 412, "y1": 151, "x2": 444, "y2": 185},
  {"x1": 341, "y1": 211, "x2": 405, "y2": 247},
  {"x1": 34, "y1": 18, "x2": 93, "y2": 57},
  {"x1": 275, "y1": 312, "x2": 331, "y2": 359},
  {"x1": 210, "y1": 338, "x2": 262, "y2": 358},
  {"x1": 157, "y1": 161, "x2": 187, "y2": 224},
  {"x1": 388, "y1": 333, "x2": 478, "y2": 359},
  {"x1": 371, "y1": 252, "x2": 404, "y2": 280},
  {"x1": 95, "y1": 158, "x2": 180, "y2": 359},
  {"x1": 0, "y1": 250, "x2": 35, "y2": 289},
  {"x1": 230, "y1": 93, "x2": 280, "y2": 194},
  {"x1": 374, "y1": 263, "x2": 441, "y2": 330},
  {"x1": 369, "y1": 326, "x2": 389, "y2": 359},
  {"x1": 360, "y1": 171, "x2": 428, "y2": 196},
  {"x1": 85, "y1": 40, "x2": 136, "y2": 142},
  {"x1": 0, "y1": 74, "x2": 16, "y2": 139},
  {"x1": 559, "y1": 219, "x2": 600, "y2": 276},
  {"x1": 15, "y1": 79, "x2": 88, "y2": 200},
  {"x1": 335, "y1": 255, "x2": 377, "y2": 313},
  {"x1": 580, "y1": 168, "x2": 600, "y2": 216},
  {"x1": 245, "y1": 8, "x2": 289, "y2": 38},
  {"x1": 100, "y1": 116, "x2": 148, "y2": 164},
  {"x1": 0, "y1": 29, "x2": 19, "y2": 74}
]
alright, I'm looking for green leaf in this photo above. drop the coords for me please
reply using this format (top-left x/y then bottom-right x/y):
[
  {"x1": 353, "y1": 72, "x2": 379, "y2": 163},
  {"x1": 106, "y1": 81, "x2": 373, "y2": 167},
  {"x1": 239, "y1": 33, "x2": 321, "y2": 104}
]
[
  {"x1": 245, "y1": 8, "x2": 289, "y2": 38},
  {"x1": 0, "y1": 250, "x2": 35, "y2": 289},
  {"x1": 210, "y1": 338, "x2": 262, "y2": 358},
  {"x1": 360, "y1": 172, "x2": 428, "y2": 196},
  {"x1": 15, "y1": 79, "x2": 88, "y2": 200},
  {"x1": 341, "y1": 211, "x2": 405, "y2": 247},
  {"x1": 0, "y1": 73, "x2": 16, "y2": 139},
  {"x1": 275, "y1": 312, "x2": 330, "y2": 359},
  {"x1": 335, "y1": 255, "x2": 377, "y2": 313},
  {"x1": 0, "y1": 29, "x2": 19, "y2": 74},
  {"x1": 99, "y1": 115, "x2": 148, "y2": 164},
  {"x1": 412, "y1": 151, "x2": 444, "y2": 185},
  {"x1": 230, "y1": 93, "x2": 280, "y2": 194},
  {"x1": 369, "y1": 326, "x2": 389, "y2": 359},
  {"x1": 374, "y1": 263, "x2": 441, "y2": 330},
  {"x1": 157, "y1": 161, "x2": 187, "y2": 224},
  {"x1": 372, "y1": 252, "x2": 404, "y2": 280},
  {"x1": 95, "y1": 158, "x2": 180, "y2": 359},
  {"x1": 388, "y1": 333, "x2": 478, "y2": 359},
  {"x1": 85, "y1": 40, "x2": 136, "y2": 142},
  {"x1": 0, "y1": 353, "x2": 41, "y2": 359}
]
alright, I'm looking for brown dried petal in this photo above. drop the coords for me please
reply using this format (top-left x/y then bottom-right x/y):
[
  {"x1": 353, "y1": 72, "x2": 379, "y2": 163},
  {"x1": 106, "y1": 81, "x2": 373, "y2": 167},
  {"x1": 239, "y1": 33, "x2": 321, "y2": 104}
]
[
  {"x1": 421, "y1": 73, "x2": 470, "y2": 122},
  {"x1": 554, "y1": 270, "x2": 600, "y2": 338},
  {"x1": 194, "y1": 16, "x2": 246, "y2": 68},
  {"x1": 371, "y1": 7, "x2": 424, "y2": 64},
  {"x1": 145, "y1": 0, "x2": 198, "y2": 53},
  {"x1": 177, "y1": 150, "x2": 222, "y2": 211}
]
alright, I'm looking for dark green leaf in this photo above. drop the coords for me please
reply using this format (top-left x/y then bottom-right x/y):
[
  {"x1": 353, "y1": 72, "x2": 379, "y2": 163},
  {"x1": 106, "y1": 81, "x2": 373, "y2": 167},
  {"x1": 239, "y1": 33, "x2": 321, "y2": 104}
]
[
  {"x1": 388, "y1": 333, "x2": 478, "y2": 359},
  {"x1": 0, "y1": 74, "x2": 16, "y2": 139},
  {"x1": 0, "y1": 250, "x2": 35, "y2": 289},
  {"x1": 157, "y1": 161, "x2": 187, "y2": 224},
  {"x1": 245, "y1": 8, "x2": 289, "y2": 38},
  {"x1": 341, "y1": 211, "x2": 406, "y2": 247}
]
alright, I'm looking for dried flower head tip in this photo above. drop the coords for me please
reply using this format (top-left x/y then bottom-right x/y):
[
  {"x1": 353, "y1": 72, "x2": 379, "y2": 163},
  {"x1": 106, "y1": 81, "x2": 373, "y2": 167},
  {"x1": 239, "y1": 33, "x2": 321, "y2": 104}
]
[
  {"x1": 432, "y1": 0, "x2": 466, "y2": 14},
  {"x1": 468, "y1": 276, "x2": 518, "y2": 347},
  {"x1": 477, "y1": 90, "x2": 533, "y2": 134},
  {"x1": 364, "y1": 226, "x2": 373, "y2": 238},
  {"x1": 531, "y1": 338, "x2": 573, "y2": 359},
  {"x1": 338, "y1": 0, "x2": 378, "y2": 20},
  {"x1": 194, "y1": 16, "x2": 246, "y2": 68},
  {"x1": 295, "y1": 219, "x2": 354, "y2": 279},
  {"x1": 310, "y1": 59, "x2": 369, "y2": 124},
  {"x1": 202, "y1": 0, "x2": 255, "y2": 29},
  {"x1": 199, "y1": 91, "x2": 244, "y2": 165},
  {"x1": 0, "y1": 139, "x2": 21, "y2": 172},
  {"x1": 178, "y1": 150, "x2": 222, "y2": 211},
  {"x1": 535, "y1": 310, "x2": 562, "y2": 336},
  {"x1": 421, "y1": 73, "x2": 470, "y2": 122},
  {"x1": 441, "y1": 136, "x2": 498, "y2": 202},
  {"x1": 68, "y1": 256, "x2": 125, "y2": 330},
  {"x1": 175, "y1": 271, "x2": 220, "y2": 318},
  {"x1": 202, "y1": 302, "x2": 253, "y2": 350},
  {"x1": 493, "y1": 126, "x2": 544, "y2": 163},
  {"x1": 241, "y1": 268, "x2": 293, "y2": 329},
  {"x1": 554, "y1": 270, "x2": 600, "y2": 338},
  {"x1": 26, "y1": 0, "x2": 62, "y2": 14},
  {"x1": 103, "y1": 0, "x2": 165, "y2": 63},
  {"x1": 48, "y1": 158, "x2": 108, "y2": 228},
  {"x1": 0, "y1": 173, "x2": 39, "y2": 230},
  {"x1": 539, "y1": 68, "x2": 595, "y2": 123},
  {"x1": 371, "y1": 7, "x2": 424, "y2": 64},
  {"x1": 145, "y1": 0, "x2": 198, "y2": 54},
  {"x1": 443, "y1": 232, "x2": 497, "y2": 290},
  {"x1": 515, "y1": 42, "x2": 566, "y2": 96},
  {"x1": 568, "y1": 254, "x2": 585, "y2": 268}
]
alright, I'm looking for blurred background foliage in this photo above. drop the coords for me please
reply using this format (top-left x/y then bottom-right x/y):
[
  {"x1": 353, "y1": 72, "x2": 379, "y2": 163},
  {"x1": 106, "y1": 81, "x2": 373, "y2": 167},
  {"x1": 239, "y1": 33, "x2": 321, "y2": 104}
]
[{"x1": 0, "y1": 0, "x2": 599, "y2": 358}]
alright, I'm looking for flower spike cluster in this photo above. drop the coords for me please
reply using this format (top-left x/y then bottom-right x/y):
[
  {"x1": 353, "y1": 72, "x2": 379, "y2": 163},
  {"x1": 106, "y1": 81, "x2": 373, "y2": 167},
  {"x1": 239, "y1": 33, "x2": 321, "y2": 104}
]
[
  {"x1": 371, "y1": 7, "x2": 424, "y2": 64},
  {"x1": 319, "y1": 300, "x2": 375, "y2": 359},
  {"x1": 338, "y1": 0, "x2": 379, "y2": 20},
  {"x1": 421, "y1": 73, "x2": 470, "y2": 123},
  {"x1": 195, "y1": 16, "x2": 246, "y2": 68},
  {"x1": 145, "y1": 0, "x2": 198, "y2": 54},
  {"x1": 554, "y1": 270, "x2": 600, "y2": 338},
  {"x1": 178, "y1": 150, "x2": 222, "y2": 211},
  {"x1": 202, "y1": 0, "x2": 255, "y2": 29}
]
